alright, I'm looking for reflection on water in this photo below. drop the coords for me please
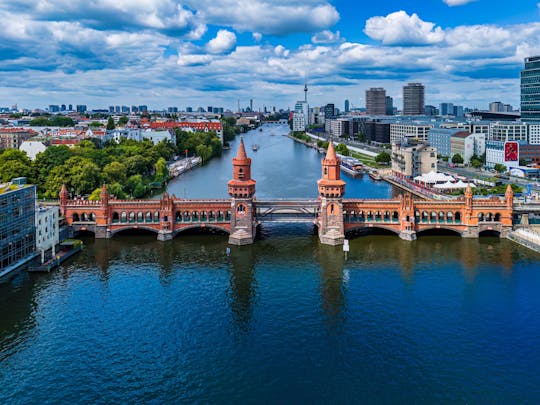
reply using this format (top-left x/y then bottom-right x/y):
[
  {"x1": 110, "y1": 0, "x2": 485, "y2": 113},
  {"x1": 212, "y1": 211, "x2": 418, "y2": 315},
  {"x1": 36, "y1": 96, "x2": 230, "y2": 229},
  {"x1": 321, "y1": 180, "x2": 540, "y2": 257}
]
[{"x1": 2, "y1": 124, "x2": 540, "y2": 403}]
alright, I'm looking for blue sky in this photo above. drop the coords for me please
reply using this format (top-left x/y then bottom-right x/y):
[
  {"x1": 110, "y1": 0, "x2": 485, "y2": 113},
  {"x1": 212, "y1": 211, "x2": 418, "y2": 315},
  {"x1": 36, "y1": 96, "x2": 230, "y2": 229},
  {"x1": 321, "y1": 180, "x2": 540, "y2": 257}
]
[{"x1": 1, "y1": 0, "x2": 539, "y2": 111}]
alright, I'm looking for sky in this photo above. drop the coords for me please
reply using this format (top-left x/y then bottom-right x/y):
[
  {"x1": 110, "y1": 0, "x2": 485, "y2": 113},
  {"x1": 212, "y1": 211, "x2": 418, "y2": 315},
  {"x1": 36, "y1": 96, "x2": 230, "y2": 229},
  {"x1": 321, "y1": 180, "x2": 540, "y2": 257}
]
[{"x1": 1, "y1": 0, "x2": 540, "y2": 111}]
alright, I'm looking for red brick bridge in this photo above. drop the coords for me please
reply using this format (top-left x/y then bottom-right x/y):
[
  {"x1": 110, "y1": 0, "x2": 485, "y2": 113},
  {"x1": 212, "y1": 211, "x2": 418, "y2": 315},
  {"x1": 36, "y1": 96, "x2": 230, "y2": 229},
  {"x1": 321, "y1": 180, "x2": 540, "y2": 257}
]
[{"x1": 60, "y1": 139, "x2": 514, "y2": 245}]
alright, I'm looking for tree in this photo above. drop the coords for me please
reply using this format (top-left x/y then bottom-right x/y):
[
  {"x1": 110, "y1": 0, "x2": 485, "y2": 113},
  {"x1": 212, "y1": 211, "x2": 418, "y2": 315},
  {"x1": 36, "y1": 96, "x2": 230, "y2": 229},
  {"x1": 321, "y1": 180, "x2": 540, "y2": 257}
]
[
  {"x1": 89, "y1": 121, "x2": 103, "y2": 127},
  {"x1": 375, "y1": 151, "x2": 391, "y2": 164},
  {"x1": 154, "y1": 157, "x2": 168, "y2": 182},
  {"x1": 336, "y1": 143, "x2": 350, "y2": 156},
  {"x1": 106, "y1": 116, "x2": 115, "y2": 130},
  {"x1": 102, "y1": 161, "x2": 127, "y2": 184},
  {"x1": 196, "y1": 144, "x2": 212, "y2": 163},
  {"x1": 126, "y1": 175, "x2": 144, "y2": 196},
  {"x1": 70, "y1": 160, "x2": 102, "y2": 196},
  {"x1": 358, "y1": 133, "x2": 366, "y2": 143},
  {"x1": 117, "y1": 116, "x2": 129, "y2": 126},
  {"x1": 108, "y1": 182, "x2": 127, "y2": 199},
  {"x1": 519, "y1": 158, "x2": 528, "y2": 166},
  {"x1": 0, "y1": 149, "x2": 33, "y2": 182},
  {"x1": 494, "y1": 163, "x2": 507, "y2": 173},
  {"x1": 471, "y1": 158, "x2": 483, "y2": 169},
  {"x1": 451, "y1": 153, "x2": 464, "y2": 165}
]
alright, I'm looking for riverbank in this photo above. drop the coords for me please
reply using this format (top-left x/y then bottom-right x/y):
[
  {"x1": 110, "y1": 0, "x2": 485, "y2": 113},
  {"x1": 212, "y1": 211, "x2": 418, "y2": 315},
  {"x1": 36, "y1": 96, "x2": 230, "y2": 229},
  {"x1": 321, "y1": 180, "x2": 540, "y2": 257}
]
[{"x1": 507, "y1": 228, "x2": 540, "y2": 253}]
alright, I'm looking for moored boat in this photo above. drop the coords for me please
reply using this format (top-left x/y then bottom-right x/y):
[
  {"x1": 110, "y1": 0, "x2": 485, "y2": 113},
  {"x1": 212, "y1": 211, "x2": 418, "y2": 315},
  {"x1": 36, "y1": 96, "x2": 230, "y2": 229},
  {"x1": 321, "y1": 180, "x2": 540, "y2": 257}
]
[
  {"x1": 340, "y1": 157, "x2": 364, "y2": 176},
  {"x1": 252, "y1": 144, "x2": 259, "y2": 151},
  {"x1": 369, "y1": 170, "x2": 382, "y2": 181}
]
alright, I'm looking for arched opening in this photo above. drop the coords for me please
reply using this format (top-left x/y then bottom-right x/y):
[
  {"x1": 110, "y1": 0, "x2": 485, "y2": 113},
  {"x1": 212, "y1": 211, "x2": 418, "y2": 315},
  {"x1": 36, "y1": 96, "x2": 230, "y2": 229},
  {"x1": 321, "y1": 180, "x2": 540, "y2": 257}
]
[
  {"x1": 146, "y1": 212, "x2": 152, "y2": 222},
  {"x1": 192, "y1": 211, "x2": 199, "y2": 221},
  {"x1": 175, "y1": 211, "x2": 182, "y2": 222},
  {"x1": 392, "y1": 211, "x2": 399, "y2": 222},
  {"x1": 121, "y1": 212, "x2": 127, "y2": 223},
  {"x1": 129, "y1": 212, "x2": 135, "y2": 223},
  {"x1": 226, "y1": 211, "x2": 231, "y2": 221},
  {"x1": 455, "y1": 212, "x2": 461, "y2": 223},
  {"x1": 422, "y1": 211, "x2": 428, "y2": 223},
  {"x1": 430, "y1": 212, "x2": 437, "y2": 222},
  {"x1": 479, "y1": 230, "x2": 501, "y2": 237},
  {"x1": 174, "y1": 225, "x2": 230, "y2": 238},
  {"x1": 209, "y1": 211, "x2": 215, "y2": 221},
  {"x1": 438, "y1": 211, "x2": 445, "y2": 222},
  {"x1": 201, "y1": 211, "x2": 207, "y2": 222},
  {"x1": 137, "y1": 212, "x2": 144, "y2": 222},
  {"x1": 494, "y1": 213, "x2": 501, "y2": 222},
  {"x1": 415, "y1": 211, "x2": 420, "y2": 223},
  {"x1": 217, "y1": 211, "x2": 224, "y2": 221},
  {"x1": 81, "y1": 213, "x2": 88, "y2": 222},
  {"x1": 346, "y1": 226, "x2": 399, "y2": 239},
  {"x1": 238, "y1": 167, "x2": 244, "y2": 179},
  {"x1": 154, "y1": 211, "x2": 160, "y2": 222},
  {"x1": 446, "y1": 211, "x2": 453, "y2": 222},
  {"x1": 485, "y1": 212, "x2": 493, "y2": 222},
  {"x1": 89, "y1": 213, "x2": 96, "y2": 221},
  {"x1": 113, "y1": 228, "x2": 158, "y2": 237},
  {"x1": 417, "y1": 228, "x2": 461, "y2": 237},
  {"x1": 112, "y1": 212, "x2": 120, "y2": 223},
  {"x1": 478, "y1": 213, "x2": 484, "y2": 222},
  {"x1": 184, "y1": 211, "x2": 191, "y2": 222},
  {"x1": 72, "y1": 213, "x2": 80, "y2": 222}
]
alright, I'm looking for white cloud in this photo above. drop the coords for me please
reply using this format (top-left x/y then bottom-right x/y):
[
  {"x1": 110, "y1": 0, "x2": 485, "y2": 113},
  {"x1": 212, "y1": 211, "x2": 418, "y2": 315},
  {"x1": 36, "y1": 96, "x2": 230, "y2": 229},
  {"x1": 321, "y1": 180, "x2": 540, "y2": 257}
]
[
  {"x1": 206, "y1": 29, "x2": 237, "y2": 54},
  {"x1": 253, "y1": 32, "x2": 262, "y2": 42},
  {"x1": 177, "y1": 54, "x2": 213, "y2": 66},
  {"x1": 365, "y1": 11, "x2": 444, "y2": 45},
  {"x1": 311, "y1": 30, "x2": 342, "y2": 44},
  {"x1": 443, "y1": 0, "x2": 476, "y2": 5}
]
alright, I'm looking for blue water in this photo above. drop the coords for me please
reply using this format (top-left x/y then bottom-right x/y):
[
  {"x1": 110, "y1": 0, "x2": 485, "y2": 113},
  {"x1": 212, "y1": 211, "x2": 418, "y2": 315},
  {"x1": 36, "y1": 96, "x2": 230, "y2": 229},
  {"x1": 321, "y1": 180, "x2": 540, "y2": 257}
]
[{"x1": 1, "y1": 125, "x2": 540, "y2": 403}]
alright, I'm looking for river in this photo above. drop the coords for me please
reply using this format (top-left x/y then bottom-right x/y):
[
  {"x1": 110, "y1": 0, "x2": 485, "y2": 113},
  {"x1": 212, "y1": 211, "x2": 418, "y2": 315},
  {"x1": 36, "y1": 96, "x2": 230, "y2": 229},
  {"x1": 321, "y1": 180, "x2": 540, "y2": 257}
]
[{"x1": 1, "y1": 124, "x2": 540, "y2": 403}]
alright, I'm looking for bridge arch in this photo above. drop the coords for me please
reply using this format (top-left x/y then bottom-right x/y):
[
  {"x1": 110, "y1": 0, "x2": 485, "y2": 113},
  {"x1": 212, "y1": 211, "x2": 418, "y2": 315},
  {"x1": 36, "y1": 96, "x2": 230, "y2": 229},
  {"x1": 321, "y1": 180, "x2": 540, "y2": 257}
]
[
  {"x1": 173, "y1": 224, "x2": 231, "y2": 237},
  {"x1": 416, "y1": 227, "x2": 462, "y2": 237},
  {"x1": 345, "y1": 225, "x2": 401, "y2": 238},
  {"x1": 110, "y1": 225, "x2": 160, "y2": 237}
]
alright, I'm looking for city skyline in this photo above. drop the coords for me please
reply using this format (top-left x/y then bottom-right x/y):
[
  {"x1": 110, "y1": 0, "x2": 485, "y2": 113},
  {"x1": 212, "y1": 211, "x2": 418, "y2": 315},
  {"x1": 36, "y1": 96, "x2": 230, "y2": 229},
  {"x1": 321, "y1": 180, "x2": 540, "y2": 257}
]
[{"x1": 1, "y1": 1, "x2": 540, "y2": 110}]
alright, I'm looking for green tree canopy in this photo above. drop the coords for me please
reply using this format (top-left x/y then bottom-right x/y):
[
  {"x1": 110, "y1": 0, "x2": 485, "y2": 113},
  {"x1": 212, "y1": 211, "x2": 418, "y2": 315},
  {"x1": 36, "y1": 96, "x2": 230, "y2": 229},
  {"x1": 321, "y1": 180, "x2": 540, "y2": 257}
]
[
  {"x1": 451, "y1": 153, "x2": 464, "y2": 164},
  {"x1": 117, "y1": 116, "x2": 129, "y2": 126},
  {"x1": 106, "y1": 116, "x2": 115, "y2": 130},
  {"x1": 102, "y1": 161, "x2": 127, "y2": 184},
  {"x1": 494, "y1": 163, "x2": 507, "y2": 173},
  {"x1": 375, "y1": 151, "x2": 391, "y2": 164}
]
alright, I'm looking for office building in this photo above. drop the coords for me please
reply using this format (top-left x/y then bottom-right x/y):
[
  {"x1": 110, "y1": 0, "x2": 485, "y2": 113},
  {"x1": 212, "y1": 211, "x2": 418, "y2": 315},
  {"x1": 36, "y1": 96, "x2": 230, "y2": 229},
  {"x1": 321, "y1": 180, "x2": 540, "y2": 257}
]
[
  {"x1": 36, "y1": 206, "x2": 59, "y2": 261},
  {"x1": 392, "y1": 142, "x2": 437, "y2": 178},
  {"x1": 324, "y1": 104, "x2": 335, "y2": 119},
  {"x1": 521, "y1": 55, "x2": 540, "y2": 122},
  {"x1": 390, "y1": 122, "x2": 433, "y2": 144},
  {"x1": 403, "y1": 83, "x2": 424, "y2": 115},
  {"x1": 344, "y1": 99, "x2": 350, "y2": 113},
  {"x1": 366, "y1": 88, "x2": 386, "y2": 115},
  {"x1": 489, "y1": 122, "x2": 528, "y2": 142},
  {"x1": 49, "y1": 105, "x2": 60, "y2": 113},
  {"x1": 450, "y1": 132, "x2": 486, "y2": 164},
  {"x1": 453, "y1": 105, "x2": 464, "y2": 117},
  {"x1": 489, "y1": 101, "x2": 503, "y2": 112},
  {"x1": 385, "y1": 96, "x2": 394, "y2": 116},
  {"x1": 0, "y1": 178, "x2": 36, "y2": 277},
  {"x1": 138, "y1": 105, "x2": 148, "y2": 113},
  {"x1": 439, "y1": 103, "x2": 454, "y2": 116},
  {"x1": 76, "y1": 105, "x2": 87, "y2": 113},
  {"x1": 292, "y1": 112, "x2": 306, "y2": 132},
  {"x1": 424, "y1": 105, "x2": 438, "y2": 116},
  {"x1": 365, "y1": 121, "x2": 391, "y2": 144}
]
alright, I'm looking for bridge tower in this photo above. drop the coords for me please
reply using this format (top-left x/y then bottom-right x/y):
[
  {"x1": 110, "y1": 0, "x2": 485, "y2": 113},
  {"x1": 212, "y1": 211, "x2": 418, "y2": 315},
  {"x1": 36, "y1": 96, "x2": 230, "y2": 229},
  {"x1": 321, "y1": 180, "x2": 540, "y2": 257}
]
[
  {"x1": 228, "y1": 138, "x2": 257, "y2": 245},
  {"x1": 95, "y1": 184, "x2": 110, "y2": 238},
  {"x1": 317, "y1": 142, "x2": 346, "y2": 245}
]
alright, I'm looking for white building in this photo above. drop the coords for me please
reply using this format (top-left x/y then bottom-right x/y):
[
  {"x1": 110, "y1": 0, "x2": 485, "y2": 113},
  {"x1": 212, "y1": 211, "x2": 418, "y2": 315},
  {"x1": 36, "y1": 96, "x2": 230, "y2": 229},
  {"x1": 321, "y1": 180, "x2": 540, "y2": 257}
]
[
  {"x1": 489, "y1": 122, "x2": 528, "y2": 142},
  {"x1": 294, "y1": 101, "x2": 309, "y2": 130},
  {"x1": 292, "y1": 112, "x2": 306, "y2": 132},
  {"x1": 450, "y1": 132, "x2": 486, "y2": 164},
  {"x1": 390, "y1": 123, "x2": 434, "y2": 144},
  {"x1": 528, "y1": 124, "x2": 540, "y2": 145},
  {"x1": 36, "y1": 206, "x2": 59, "y2": 262},
  {"x1": 329, "y1": 119, "x2": 345, "y2": 138},
  {"x1": 19, "y1": 141, "x2": 46, "y2": 160},
  {"x1": 141, "y1": 130, "x2": 175, "y2": 145}
]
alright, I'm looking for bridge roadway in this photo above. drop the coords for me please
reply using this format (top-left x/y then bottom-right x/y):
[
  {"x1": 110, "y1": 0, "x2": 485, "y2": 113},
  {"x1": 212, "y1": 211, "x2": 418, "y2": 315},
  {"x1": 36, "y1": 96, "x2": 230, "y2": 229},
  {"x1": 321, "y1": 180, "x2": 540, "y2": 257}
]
[{"x1": 254, "y1": 199, "x2": 319, "y2": 223}]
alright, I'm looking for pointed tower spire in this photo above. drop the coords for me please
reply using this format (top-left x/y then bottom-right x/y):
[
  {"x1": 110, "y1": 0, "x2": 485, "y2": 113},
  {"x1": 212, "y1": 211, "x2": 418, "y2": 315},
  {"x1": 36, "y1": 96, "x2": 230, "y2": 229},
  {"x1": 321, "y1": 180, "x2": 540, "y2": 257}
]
[
  {"x1": 60, "y1": 183, "x2": 69, "y2": 199},
  {"x1": 505, "y1": 184, "x2": 514, "y2": 208},
  {"x1": 325, "y1": 140, "x2": 337, "y2": 162},
  {"x1": 236, "y1": 136, "x2": 248, "y2": 160},
  {"x1": 100, "y1": 183, "x2": 109, "y2": 204}
]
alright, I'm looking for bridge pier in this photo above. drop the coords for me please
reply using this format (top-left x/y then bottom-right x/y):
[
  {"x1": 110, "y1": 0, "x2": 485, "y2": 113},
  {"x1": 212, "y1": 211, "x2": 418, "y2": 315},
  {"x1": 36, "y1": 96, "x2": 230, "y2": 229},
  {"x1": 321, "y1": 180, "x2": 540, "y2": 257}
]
[
  {"x1": 157, "y1": 231, "x2": 174, "y2": 241},
  {"x1": 95, "y1": 226, "x2": 111, "y2": 239},
  {"x1": 399, "y1": 230, "x2": 417, "y2": 241},
  {"x1": 461, "y1": 227, "x2": 479, "y2": 238}
]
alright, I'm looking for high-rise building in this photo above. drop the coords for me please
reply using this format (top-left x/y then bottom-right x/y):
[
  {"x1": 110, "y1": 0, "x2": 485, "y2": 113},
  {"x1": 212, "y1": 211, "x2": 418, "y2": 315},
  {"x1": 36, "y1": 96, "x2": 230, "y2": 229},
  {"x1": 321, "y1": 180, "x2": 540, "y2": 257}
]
[
  {"x1": 61, "y1": 104, "x2": 66, "y2": 111},
  {"x1": 186, "y1": 107, "x2": 193, "y2": 113},
  {"x1": 521, "y1": 56, "x2": 540, "y2": 122},
  {"x1": 385, "y1": 96, "x2": 394, "y2": 115},
  {"x1": 324, "y1": 103, "x2": 335, "y2": 119},
  {"x1": 294, "y1": 101, "x2": 309, "y2": 129},
  {"x1": 68, "y1": 104, "x2": 73, "y2": 111},
  {"x1": 489, "y1": 101, "x2": 503, "y2": 112},
  {"x1": 49, "y1": 105, "x2": 60, "y2": 113},
  {"x1": 344, "y1": 99, "x2": 350, "y2": 113},
  {"x1": 365, "y1": 88, "x2": 386, "y2": 115},
  {"x1": 440, "y1": 103, "x2": 454, "y2": 116},
  {"x1": 425, "y1": 105, "x2": 438, "y2": 116},
  {"x1": 0, "y1": 178, "x2": 36, "y2": 278},
  {"x1": 76, "y1": 105, "x2": 87, "y2": 113},
  {"x1": 453, "y1": 105, "x2": 464, "y2": 117},
  {"x1": 403, "y1": 83, "x2": 425, "y2": 115}
]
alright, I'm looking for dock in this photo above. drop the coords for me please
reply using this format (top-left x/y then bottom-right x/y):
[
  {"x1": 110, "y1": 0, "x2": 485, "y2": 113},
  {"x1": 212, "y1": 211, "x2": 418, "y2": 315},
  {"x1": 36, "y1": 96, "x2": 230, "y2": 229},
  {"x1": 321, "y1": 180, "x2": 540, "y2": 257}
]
[{"x1": 28, "y1": 240, "x2": 83, "y2": 273}]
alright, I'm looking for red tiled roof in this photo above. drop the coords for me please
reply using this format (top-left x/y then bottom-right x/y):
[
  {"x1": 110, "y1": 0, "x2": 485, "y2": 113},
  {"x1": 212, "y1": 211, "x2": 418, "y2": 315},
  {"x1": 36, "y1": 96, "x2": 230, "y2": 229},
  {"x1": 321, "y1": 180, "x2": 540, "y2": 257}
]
[{"x1": 149, "y1": 121, "x2": 222, "y2": 131}]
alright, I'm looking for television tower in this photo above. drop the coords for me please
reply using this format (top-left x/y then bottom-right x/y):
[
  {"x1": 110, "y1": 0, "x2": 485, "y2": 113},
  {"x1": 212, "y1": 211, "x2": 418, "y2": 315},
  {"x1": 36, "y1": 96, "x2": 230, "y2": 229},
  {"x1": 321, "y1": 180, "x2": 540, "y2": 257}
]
[{"x1": 304, "y1": 80, "x2": 308, "y2": 104}]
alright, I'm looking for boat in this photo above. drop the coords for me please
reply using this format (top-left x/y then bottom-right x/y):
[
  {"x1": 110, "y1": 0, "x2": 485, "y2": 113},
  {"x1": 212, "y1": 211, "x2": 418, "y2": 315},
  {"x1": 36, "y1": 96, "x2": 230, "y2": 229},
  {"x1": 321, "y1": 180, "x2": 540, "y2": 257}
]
[
  {"x1": 369, "y1": 170, "x2": 382, "y2": 181},
  {"x1": 252, "y1": 144, "x2": 259, "y2": 151},
  {"x1": 259, "y1": 128, "x2": 263, "y2": 132},
  {"x1": 340, "y1": 157, "x2": 364, "y2": 176}
]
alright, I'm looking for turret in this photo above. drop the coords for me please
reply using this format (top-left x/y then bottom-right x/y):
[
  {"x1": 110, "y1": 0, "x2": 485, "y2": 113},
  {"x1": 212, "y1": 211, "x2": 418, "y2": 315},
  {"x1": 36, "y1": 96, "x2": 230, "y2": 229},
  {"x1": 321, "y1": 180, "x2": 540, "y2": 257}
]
[
  {"x1": 465, "y1": 184, "x2": 473, "y2": 207},
  {"x1": 100, "y1": 183, "x2": 109, "y2": 205},
  {"x1": 59, "y1": 183, "x2": 69, "y2": 216},
  {"x1": 317, "y1": 141, "x2": 345, "y2": 198},
  {"x1": 505, "y1": 184, "x2": 514, "y2": 209},
  {"x1": 228, "y1": 137, "x2": 256, "y2": 198}
]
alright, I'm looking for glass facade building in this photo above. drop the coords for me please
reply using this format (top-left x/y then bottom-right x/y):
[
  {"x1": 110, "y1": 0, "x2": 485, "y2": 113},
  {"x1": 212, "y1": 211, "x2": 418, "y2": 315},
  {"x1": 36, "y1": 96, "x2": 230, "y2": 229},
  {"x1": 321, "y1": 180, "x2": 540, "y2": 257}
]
[
  {"x1": 0, "y1": 181, "x2": 36, "y2": 277},
  {"x1": 521, "y1": 56, "x2": 540, "y2": 122}
]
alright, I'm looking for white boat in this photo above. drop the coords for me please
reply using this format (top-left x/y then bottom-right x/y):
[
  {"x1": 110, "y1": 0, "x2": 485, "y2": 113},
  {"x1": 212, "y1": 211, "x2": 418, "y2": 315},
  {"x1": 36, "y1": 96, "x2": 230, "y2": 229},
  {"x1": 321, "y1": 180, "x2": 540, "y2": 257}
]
[{"x1": 340, "y1": 157, "x2": 364, "y2": 176}]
